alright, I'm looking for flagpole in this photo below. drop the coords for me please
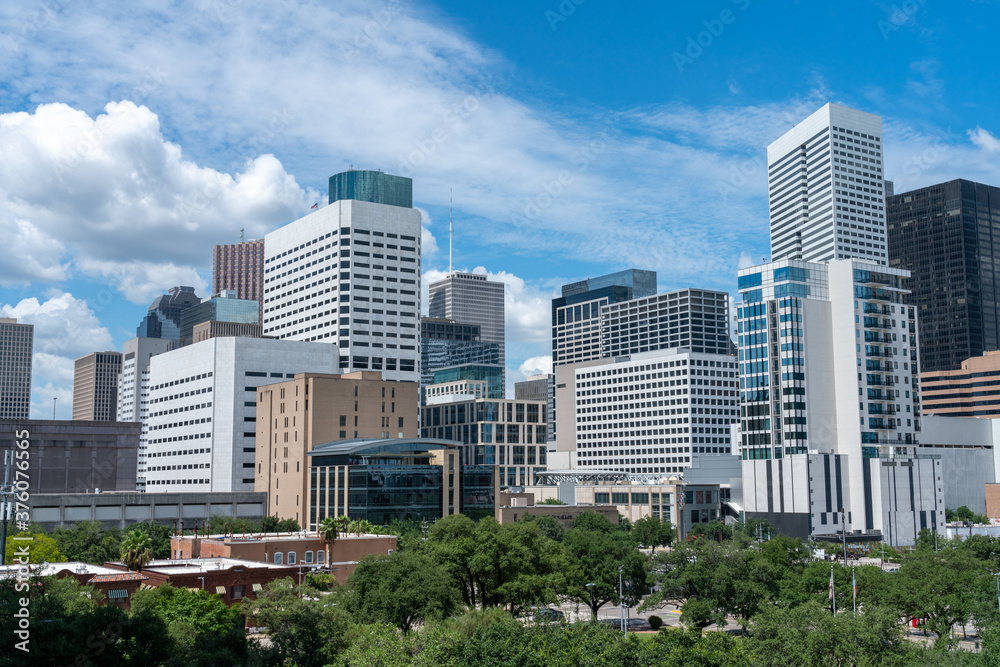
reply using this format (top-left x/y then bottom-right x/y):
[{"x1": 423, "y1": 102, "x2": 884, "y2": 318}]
[
  {"x1": 852, "y1": 566, "x2": 857, "y2": 617},
  {"x1": 830, "y1": 565, "x2": 836, "y2": 615}
]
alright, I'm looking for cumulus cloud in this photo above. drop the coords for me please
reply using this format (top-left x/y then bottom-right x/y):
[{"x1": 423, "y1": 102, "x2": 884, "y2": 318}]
[
  {"x1": 518, "y1": 356, "x2": 552, "y2": 377},
  {"x1": 1, "y1": 292, "x2": 113, "y2": 418},
  {"x1": 0, "y1": 101, "x2": 315, "y2": 303},
  {"x1": 969, "y1": 127, "x2": 1000, "y2": 153}
]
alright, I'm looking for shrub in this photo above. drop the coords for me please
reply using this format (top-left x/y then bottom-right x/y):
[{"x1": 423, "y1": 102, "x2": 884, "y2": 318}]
[{"x1": 648, "y1": 615, "x2": 663, "y2": 630}]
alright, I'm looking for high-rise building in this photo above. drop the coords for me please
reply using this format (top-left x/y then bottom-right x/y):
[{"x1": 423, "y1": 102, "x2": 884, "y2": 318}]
[
  {"x1": 137, "y1": 286, "x2": 201, "y2": 342},
  {"x1": 551, "y1": 269, "x2": 656, "y2": 367},
  {"x1": 514, "y1": 374, "x2": 549, "y2": 402},
  {"x1": 213, "y1": 239, "x2": 265, "y2": 326},
  {"x1": 736, "y1": 258, "x2": 938, "y2": 544},
  {"x1": 118, "y1": 337, "x2": 174, "y2": 490},
  {"x1": 554, "y1": 349, "x2": 739, "y2": 475},
  {"x1": 255, "y1": 372, "x2": 419, "y2": 523},
  {"x1": 0, "y1": 317, "x2": 33, "y2": 420},
  {"x1": 428, "y1": 272, "x2": 506, "y2": 380},
  {"x1": 431, "y1": 364, "x2": 504, "y2": 399},
  {"x1": 601, "y1": 288, "x2": 732, "y2": 358},
  {"x1": 329, "y1": 170, "x2": 413, "y2": 209},
  {"x1": 421, "y1": 396, "x2": 548, "y2": 488},
  {"x1": 419, "y1": 318, "x2": 501, "y2": 394},
  {"x1": 191, "y1": 321, "x2": 263, "y2": 344},
  {"x1": 262, "y1": 171, "x2": 422, "y2": 383},
  {"x1": 887, "y1": 179, "x2": 1000, "y2": 372},
  {"x1": 768, "y1": 103, "x2": 887, "y2": 264},
  {"x1": 921, "y1": 350, "x2": 1000, "y2": 418},
  {"x1": 178, "y1": 290, "x2": 259, "y2": 346},
  {"x1": 72, "y1": 351, "x2": 122, "y2": 421},
  {"x1": 143, "y1": 337, "x2": 341, "y2": 494}
]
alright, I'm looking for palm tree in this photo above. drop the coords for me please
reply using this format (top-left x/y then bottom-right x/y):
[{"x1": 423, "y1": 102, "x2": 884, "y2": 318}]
[
  {"x1": 120, "y1": 529, "x2": 153, "y2": 572},
  {"x1": 319, "y1": 516, "x2": 339, "y2": 573}
]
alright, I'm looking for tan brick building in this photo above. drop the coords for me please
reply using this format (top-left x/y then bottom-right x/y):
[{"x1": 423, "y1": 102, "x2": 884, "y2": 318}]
[
  {"x1": 255, "y1": 372, "x2": 419, "y2": 523},
  {"x1": 922, "y1": 350, "x2": 1000, "y2": 418}
]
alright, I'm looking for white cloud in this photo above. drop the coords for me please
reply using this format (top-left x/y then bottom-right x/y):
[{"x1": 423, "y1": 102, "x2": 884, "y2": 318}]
[
  {"x1": 518, "y1": 356, "x2": 552, "y2": 377},
  {"x1": 1, "y1": 292, "x2": 113, "y2": 419},
  {"x1": 969, "y1": 127, "x2": 1000, "y2": 153},
  {"x1": 0, "y1": 101, "x2": 315, "y2": 303}
]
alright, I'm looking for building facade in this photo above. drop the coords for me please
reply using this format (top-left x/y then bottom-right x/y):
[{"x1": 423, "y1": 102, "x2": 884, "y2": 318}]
[
  {"x1": 768, "y1": 103, "x2": 887, "y2": 264},
  {"x1": 178, "y1": 291, "x2": 259, "y2": 346},
  {"x1": 421, "y1": 397, "x2": 549, "y2": 488},
  {"x1": 601, "y1": 288, "x2": 732, "y2": 358},
  {"x1": 72, "y1": 351, "x2": 122, "y2": 421},
  {"x1": 307, "y1": 437, "x2": 496, "y2": 529},
  {"x1": 136, "y1": 286, "x2": 201, "y2": 341},
  {"x1": 420, "y1": 317, "x2": 501, "y2": 395},
  {"x1": 554, "y1": 349, "x2": 739, "y2": 476},
  {"x1": 192, "y1": 320, "x2": 264, "y2": 344},
  {"x1": 117, "y1": 337, "x2": 174, "y2": 490},
  {"x1": 254, "y1": 371, "x2": 419, "y2": 523},
  {"x1": 427, "y1": 272, "x2": 506, "y2": 379},
  {"x1": 329, "y1": 169, "x2": 413, "y2": 209},
  {"x1": 213, "y1": 239, "x2": 265, "y2": 326},
  {"x1": 552, "y1": 269, "x2": 656, "y2": 368},
  {"x1": 262, "y1": 174, "x2": 422, "y2": 383},
  {"x1": 142, "y1": 337, "x2": 340, "y2": 494},
  {"x1": 887, "y1": 179, "x2": 1000, "y2": 372},
  {"x1": 0, "y1": 419, "x2": 140, "y2": 493},
  {"x1": 431, "y1": 364, "x2": 504, "y2": 399},
  {"x1": 0, "y1": 317, "x2": 33, "y2": 420},
  {"x1": 921, "y1": 350, "x2": 1000, "y2": 418},
  {"x1": 736, "y1": 258, "x2": 935, "y2": 544}
]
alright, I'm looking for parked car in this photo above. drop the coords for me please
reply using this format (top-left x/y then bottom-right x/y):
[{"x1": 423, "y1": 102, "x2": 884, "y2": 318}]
[{"x1": 534, "y1": 608, "x2": 566, "y2": 622}]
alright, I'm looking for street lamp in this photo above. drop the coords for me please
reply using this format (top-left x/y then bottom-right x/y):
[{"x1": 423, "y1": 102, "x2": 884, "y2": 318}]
[{"x1": 586, "y1": 582, "x2": 596, "y2": 621}]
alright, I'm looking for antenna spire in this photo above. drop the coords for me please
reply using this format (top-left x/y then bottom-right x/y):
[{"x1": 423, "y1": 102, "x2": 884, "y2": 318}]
[
  {"x1": 240, "y1": 227, "x2": 245, "y2": 243},
  {"x1": 449, "y1": 188, "x2": 453, "y2": 275}
]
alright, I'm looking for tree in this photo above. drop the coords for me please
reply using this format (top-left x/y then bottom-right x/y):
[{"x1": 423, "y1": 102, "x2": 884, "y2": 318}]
[
  {"x1": 278, "y1": 517, "x2": 301, "y2": 532},
  {"x1": 242, "y1": 578, "x2": 350, "y2": 667},
  {"x1": 133, "y1": 521, "x2": 173, "y2": 559},
  {"x1": 518, "y1": 513, "x2": 565, "y2": 542},
  {"x1": 537, "y1": 498, "x2": 567, "y2": 505},
  {"x1": 632, "y1": 515, "x2": 674, "y2": 552},
  {"x1": 564, "y1": 524, "x2": 648, "y2": 619},
  {"x1": 320, "y1": 515, "x2": 340, "y2": 571},
  {"x1": 889, "y1": 543, "x2": 986, "y2": 648},
  {"x1": 51, "y1": 520, "x2": 121, "y2": 564},
  {"x1": 120, "y1": 528, "x2": 153, "y2": 571},
  {"x1": 569, "y1": 510, "x2": 621, "y2": 534},
  {"x1": 425, "y1": 513, "x2": 481, "y2": 608},
  {"x1": 3, "y1": 531, "x2": 65, "y2": 565},
  {"x1": 347, "y1": 550, "x2": 461, "y2": 633}
]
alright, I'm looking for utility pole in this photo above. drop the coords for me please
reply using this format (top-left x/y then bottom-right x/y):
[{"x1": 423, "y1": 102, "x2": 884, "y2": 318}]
[
  {"x1": 448, "y1": 188, "x2": 453, "y2": 276},
  {"x1": 0, "y1": 451, "x2": 11, "y2": 565}
]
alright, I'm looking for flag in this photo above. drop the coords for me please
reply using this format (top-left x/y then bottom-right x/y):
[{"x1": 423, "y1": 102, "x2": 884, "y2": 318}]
[{"x1": 310, "y1": 202, "x2": 318, "y2": 209}]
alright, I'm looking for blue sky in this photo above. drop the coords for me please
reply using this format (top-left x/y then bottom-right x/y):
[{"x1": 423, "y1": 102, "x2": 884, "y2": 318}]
[{"x1": 1, "y1": 0, "x2": 998, "y2": 416}]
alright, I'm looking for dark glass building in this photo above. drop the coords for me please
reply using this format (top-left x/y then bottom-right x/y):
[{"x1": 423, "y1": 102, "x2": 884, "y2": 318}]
[
  {"x1": 887, "y1": 179, "x2": 1000, "y2": 372},
  {"x1": 329, "y1": 169, "x2": 413, "y2": 209},
  {"x1": 136, "y1": 286, "x2": 201, "y2": 342},
  {"x1": 178, "y1": 291, "x2": 259, "y2": 346},
  {"x1": 307, "y1": 437, "x2": 495, "y2": 529},
  {"x1": 420, "y1": 318, "x2": 501, "y2": 395}
]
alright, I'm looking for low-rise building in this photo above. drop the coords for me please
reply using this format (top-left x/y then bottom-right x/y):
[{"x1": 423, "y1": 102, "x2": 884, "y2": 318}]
[
  {"x1": 922, "y1": 351, "x2": 1000, "y2": 418},
  {"x1": 169, "y1": 532, "x2": 396, "y2": 583}
]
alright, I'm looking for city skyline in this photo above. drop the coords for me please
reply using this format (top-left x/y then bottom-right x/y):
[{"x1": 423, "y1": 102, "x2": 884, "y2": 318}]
[{"x1": 2, "y1": 1, "x2": 1000, "y2": 417}]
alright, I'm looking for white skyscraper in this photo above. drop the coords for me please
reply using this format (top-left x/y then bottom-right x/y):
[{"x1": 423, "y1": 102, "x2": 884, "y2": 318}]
[
  {"x1": 117, "y1": 336, "x2": 174, "y2": 491},
  {"x1": 143, "y1": 337, "x2": 339, "y2": 493},
  {"x1": 262, "y1": 171, "x2": 422, "y2": 383},
  {"x1": 768, "y1": 103, "x2": 887, "y2": 264}
]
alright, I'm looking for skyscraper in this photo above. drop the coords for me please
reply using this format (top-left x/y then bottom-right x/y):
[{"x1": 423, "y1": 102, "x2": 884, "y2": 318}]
[
  {"x1": 768, "y1": 103, "x2": 887, "y2": 264},
  {"x1": 420, "y1": 318, "x2": 501, "y2": 393},
  {"x1": 601, "y1": 288, "x2": 731, "y2": 358},
  {"x1": 0, "y1": 317, "x2": 33, "y2": 420},
  {"x1": 136, "y1": 286, "x2": 201, "y2": 342},
  {"x1": 428, "y1": 272, "x2": 506, "y2": 378},
  {"x1": 72, "y1": 351, "x2": 122, "y2": 421},
  {"x1": 551, "y1": 269, "x2": 656, "y2": 367},
  {"x1": 178, "y1": 290, "x2": 259, "y2": 346},
  {"x1": 213, "y1": 239, "x2": 265, "y2": 325},
  {"x1": 329, "y1": 169, "x2": 413, "y2": 209},
  {"x1": 118, "y1": 336, "x2": 175, "y2": 490},
  {"x1": 262, "y1": 170, "x2": 422, "y2": 383},
  {"x1": 887, "y1": 179, "x2": 1000, "y2": 372}
]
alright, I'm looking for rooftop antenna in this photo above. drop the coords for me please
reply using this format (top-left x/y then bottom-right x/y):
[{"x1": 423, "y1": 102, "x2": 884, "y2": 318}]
[
  {"x1": 240, "y1": 227, "x2": 245, "y2": 243},
  {"x1": 52, "y1": 397, "x2": 57, "y2": 419},
  {"x1": 449, "y1": 188, "x2": 454, "y2": 275}
]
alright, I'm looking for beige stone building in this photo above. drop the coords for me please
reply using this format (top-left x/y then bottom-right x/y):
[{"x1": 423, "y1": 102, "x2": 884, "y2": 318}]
[
  {"x1": 922, "y1": 350, "x2": 1000, "y2": 418},
  {"x1": 72, "y1": 351, "x2": 122, "y2": 421},
  {"x1": 255, "y1": 372, "x2": 419, "y2": 523}
]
